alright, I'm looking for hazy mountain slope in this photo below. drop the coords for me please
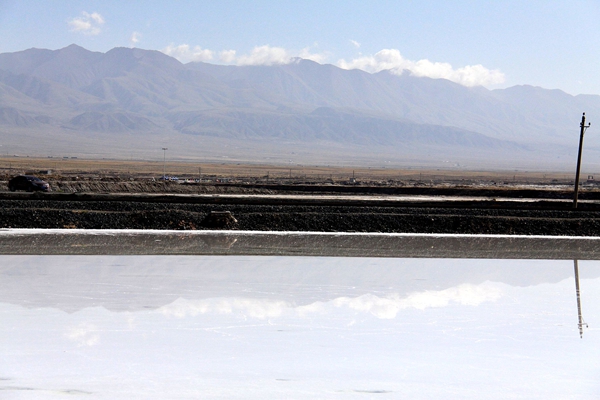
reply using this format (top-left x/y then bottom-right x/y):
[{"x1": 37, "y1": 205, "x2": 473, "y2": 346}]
[
  {"x1": 0, "y1": 69, "x2": 102, "y2": 109},
  {"x1": 68, "y1": 111, "x2": 161, "y2": 132},
  {"x1": 491, "y1": 85, "x2": 600, "y2": 139},
  {"x1": 0, "y1": 79, "x2": 48, "y2": 111},
  {"x1": 0, "y1": 45, "x2": 181, "y2": 90},
  {"x1": 0, "y1": 45, "x2": 290, "y2": 113},
  {"x1": 0, "y1": 106, "x2": 41, "y2": 127},
  {"x1": 169, "y1": 106, "x2": 521, "y2": 150},
  {"x1": 190, "y1": 60, "x2": 600, "y2": 146}
]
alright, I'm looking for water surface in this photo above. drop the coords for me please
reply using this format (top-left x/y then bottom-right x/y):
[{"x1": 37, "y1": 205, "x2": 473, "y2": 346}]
[{"x1": 1, "y1": 255, "x2": 599, "y2": 399}]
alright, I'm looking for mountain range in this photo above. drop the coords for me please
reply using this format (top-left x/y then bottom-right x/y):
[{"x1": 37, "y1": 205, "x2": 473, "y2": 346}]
[{"x1": 1, "y1": 44, "x2": 599, "y2": 170}]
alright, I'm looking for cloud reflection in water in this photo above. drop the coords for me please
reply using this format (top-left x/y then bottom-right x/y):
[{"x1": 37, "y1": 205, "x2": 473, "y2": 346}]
[{"x1": 160, "y1": 282, "x2": 503, "y2": 320}]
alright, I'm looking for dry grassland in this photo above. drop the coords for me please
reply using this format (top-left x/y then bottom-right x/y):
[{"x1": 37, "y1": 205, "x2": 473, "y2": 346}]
[{"x1": 0, "y1": 156, "x2": 577, "y2": 184}]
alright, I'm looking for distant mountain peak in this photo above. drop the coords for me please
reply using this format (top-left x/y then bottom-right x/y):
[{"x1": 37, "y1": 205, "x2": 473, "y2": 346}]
[
  {"x1": 62, "y1": 43, "x2": 88, "y2": 51},
  {"x1": 288, "y1": 57, "x2": 324, "y2": 66},
  {"x1": 104, "y1": 46, "x2": 183, "y2": 69},
  {"x1": 56, "y1": 44, "x2": 98, "y2": 57}
]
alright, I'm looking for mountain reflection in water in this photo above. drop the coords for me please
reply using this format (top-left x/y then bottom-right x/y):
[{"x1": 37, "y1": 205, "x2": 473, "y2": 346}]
[{"x1": 0, "y1": 255, "x2": 598, "y2": 399}]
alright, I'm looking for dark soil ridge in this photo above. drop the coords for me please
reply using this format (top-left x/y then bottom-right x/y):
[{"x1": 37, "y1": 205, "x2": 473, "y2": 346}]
[
  {"x1": 217, "y1": 183, "x2": 600, "y2": 200},
  {"x1": 1, "y1": 190, "x2": 600, "y2": 211},
  {"x1": 2, "y1": 198, "x2": 600, "y2": 235}
]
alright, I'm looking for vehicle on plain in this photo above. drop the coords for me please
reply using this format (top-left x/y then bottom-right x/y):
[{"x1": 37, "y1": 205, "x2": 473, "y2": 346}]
[
  {"x1": 8, "y1": 175, "x2": 51, "y2": 192},
  {"x1": 159, "y1": 176, "x2": 179, "y2": 181}
]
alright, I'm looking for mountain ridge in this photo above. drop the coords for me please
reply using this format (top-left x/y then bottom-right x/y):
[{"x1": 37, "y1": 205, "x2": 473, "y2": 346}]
[{"x1": 0, "y1": 44, "x2": 597, "y2": 169}]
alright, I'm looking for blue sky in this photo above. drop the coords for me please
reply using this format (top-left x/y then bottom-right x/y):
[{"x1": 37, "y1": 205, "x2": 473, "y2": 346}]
[{"x1": 1, "y1": 0, "x2": 599, "y2": 94}]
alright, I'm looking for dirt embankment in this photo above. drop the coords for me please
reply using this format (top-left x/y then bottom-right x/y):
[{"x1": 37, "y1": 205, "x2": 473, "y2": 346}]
[
  {"x1": 34, "y1": 181, "x2": 279, "y2": 195},
  {"x1": 3, "y1": 179, "x2": 600, "y2": 200}
]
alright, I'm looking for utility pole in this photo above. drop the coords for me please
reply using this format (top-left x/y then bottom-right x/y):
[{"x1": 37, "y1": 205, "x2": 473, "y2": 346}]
[
  {"x1": 162, "y1": 148, "x2": 168, "y2": 179},
  {"x1": 574, "y1": 113, "x2": 591, "y2": 208}
]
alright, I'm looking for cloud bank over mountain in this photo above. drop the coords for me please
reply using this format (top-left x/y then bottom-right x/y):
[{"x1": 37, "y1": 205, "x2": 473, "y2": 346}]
[
  {"x1": 162, "y1": 44, "x2": 215, "y2": 63},
  {"x1": 337, "y1": 49, "x2": 505, "y2": 87},
  {"x1": 162, "y1": 44, "x2": 503, "y2": 88},
  {"x1": 163, "y1": 44, "x2": 328, "y2": 66}
]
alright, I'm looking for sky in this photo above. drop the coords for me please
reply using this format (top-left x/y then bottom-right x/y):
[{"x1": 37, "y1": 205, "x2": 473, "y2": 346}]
[{"x1": 1, "y1": 0, "x2": 600, "y2": 94}]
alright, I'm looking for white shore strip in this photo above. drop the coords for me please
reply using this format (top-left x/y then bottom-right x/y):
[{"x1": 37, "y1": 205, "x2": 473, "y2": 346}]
[{"x1": 1, "y1": 228, "x2": 600, "y2": 241}]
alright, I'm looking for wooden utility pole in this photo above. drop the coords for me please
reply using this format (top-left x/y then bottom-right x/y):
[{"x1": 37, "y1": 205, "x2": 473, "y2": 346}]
[{"x1": 573, "y1": 113, "x2": 591, "y2": 208}]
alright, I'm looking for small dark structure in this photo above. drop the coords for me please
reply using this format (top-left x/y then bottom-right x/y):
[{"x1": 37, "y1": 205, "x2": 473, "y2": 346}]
[{"x1": 201, "y1": 211, "x2": 238, "y2": 228}]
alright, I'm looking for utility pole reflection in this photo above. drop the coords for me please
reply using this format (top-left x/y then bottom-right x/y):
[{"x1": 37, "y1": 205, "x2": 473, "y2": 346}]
[{"x1": 574, "y1": 260, "x2": 589, "y2": 338}]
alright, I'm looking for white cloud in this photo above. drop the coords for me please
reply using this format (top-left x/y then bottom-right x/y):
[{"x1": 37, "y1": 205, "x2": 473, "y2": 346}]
[
  {"x1": 236, "y1": 45, "x2": 291, "y2": 66},
  {"x1": 231, "y1": 45, "x2": 328, "y2": 66},
  {"x1": 162, "y1": 44, "x2": 329, "y2": 66},
  {"x1": 161, "y1": 297, "x2": 289, "y2": 319},
  {"x1": 162, "y1": 44, "x2": 214, "y2": 63},
  {"x1": 333, "y1": 283, "x2": 502, "y2": 319},
  {"x1": 68, "y1": 11, "x2": 105, "y2": 36},
  {"x1": 298, "y1": 47, "x2": 329, "y2": 64},
  {"x1": 65, "y1": 323, "x2": 100, "y2": 346},
  {"x1": 337, "y1": 49, "x2": 505, "y2": 87},
  {"x1": 350, "y1": 40, "x2": 361, "y2": 48},
  {"x1": 159, "y1": 283, "x2": 502, "y2": 321},
  {"x1": 219, "y1": 49, "x2": 237, "y2": 63},
  {"x1": 130, "y1": 31, "x2": 141, "y2": 46}
]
